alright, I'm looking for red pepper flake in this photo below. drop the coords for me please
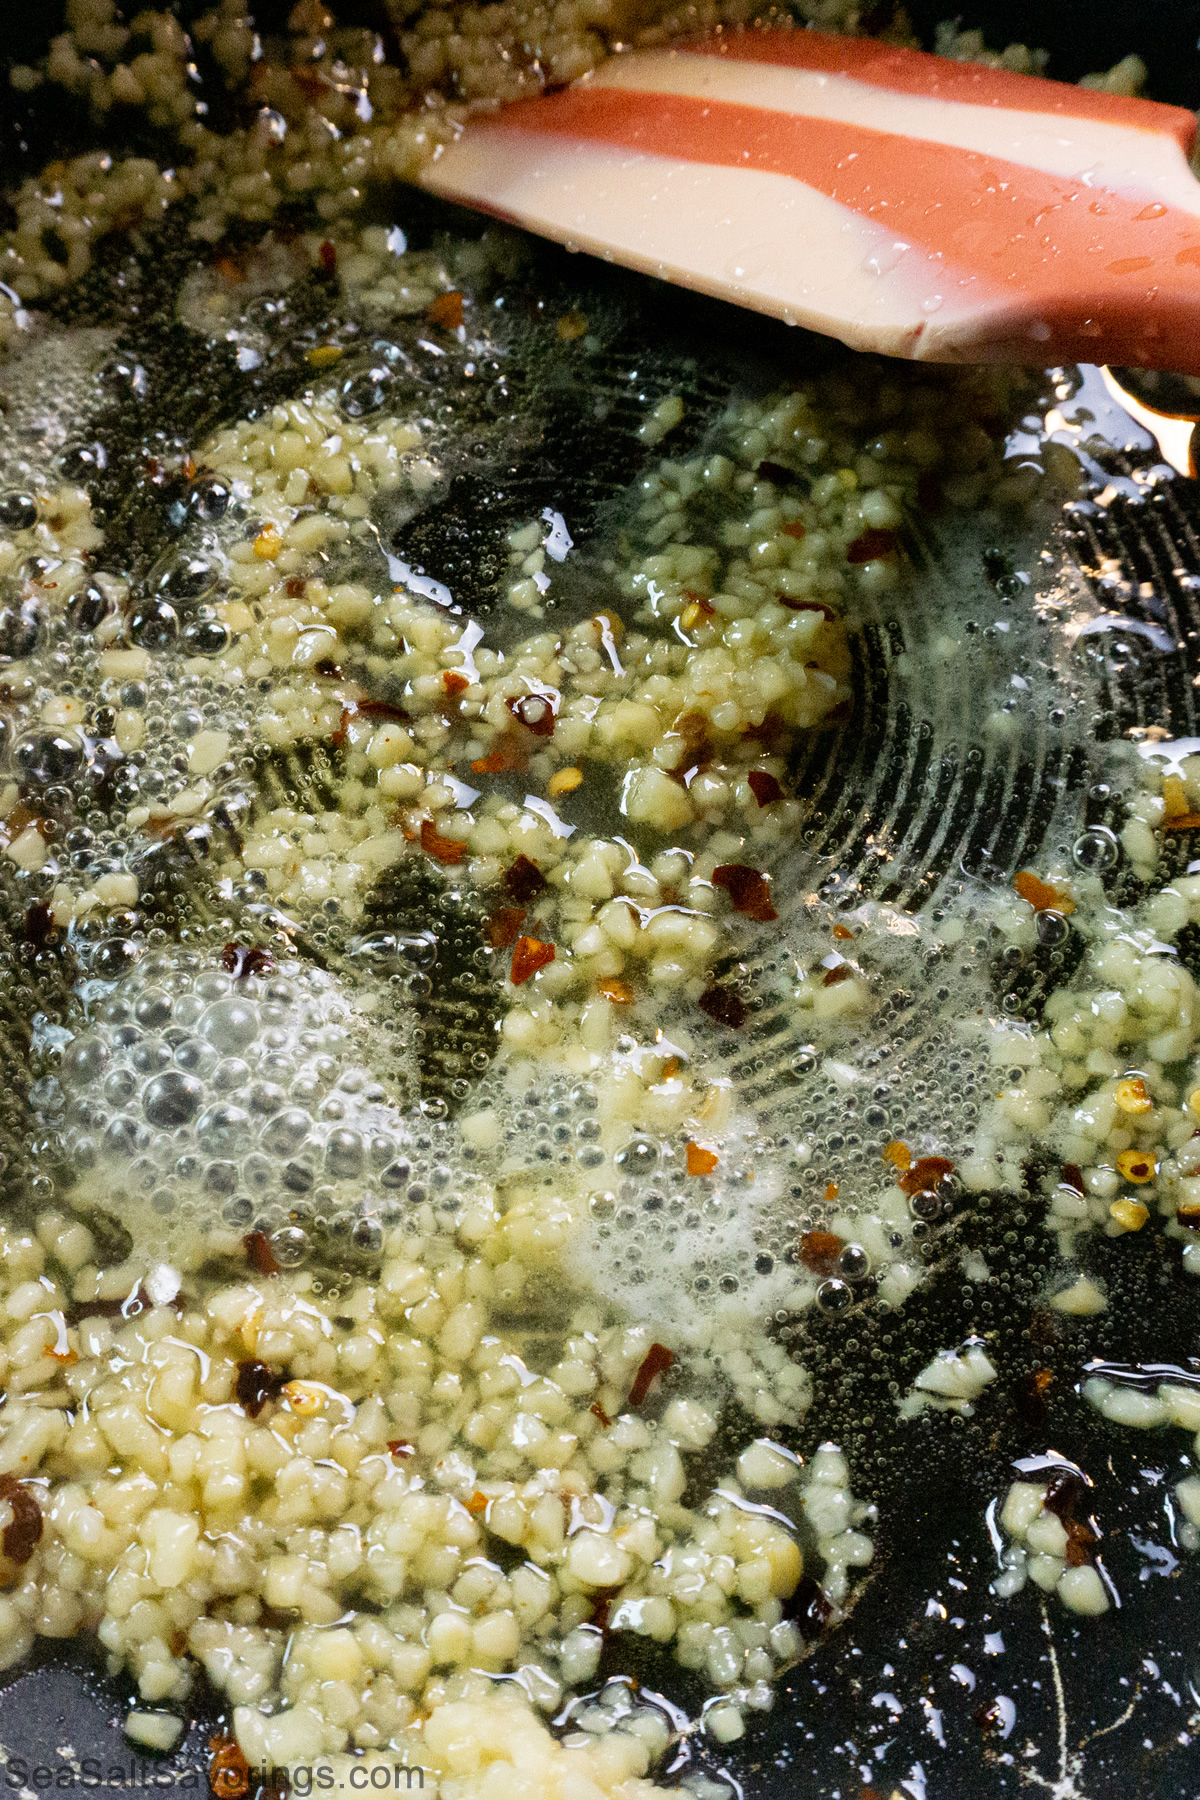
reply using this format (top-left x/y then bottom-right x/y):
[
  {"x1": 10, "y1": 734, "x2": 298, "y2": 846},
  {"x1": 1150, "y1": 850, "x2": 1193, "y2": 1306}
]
[
  {"x1": 589, "y1": 1400, "x2": 612, "y2": 1428},
  {"x1": 1176, "y1": 1204, "x2": 1200, "y2": 1229},
  {"x1": 846, "y1": 527, "x2": 898, "y2": 564},
  {"x1": 686, "y1": 1142, "x2": 719, "y2": 1176},
  {"x1": 832, "y1": 924, "x2": 855, "y2": 941},
  {"x1": 781, "y1": 521, "x2": 808, "y2": 540},
  {"x1": 628, "y1": 1342, "x2": 675, "y2": 1408},
  {"x1": 1013, "y1": 870, "x2": 1075, "y2": 916},
  {"x1": 511, "y1": 935, "x2": 555, "y2": 985},
  {"x1": 756, "y1": 460, "x2": 802, "y2": 489},
  {"x1": 504, "y1": 854, "x2": 546, "y2": 902},
  {"x1": 209, "y1": 1735, "x2": 250, "y2": 1800},
  {"x1": 799, "y1": 1230, "x2": 842, "y2": 1274},
  {"x1": 897, "y1": 1155, "x2": 956, "y2": 1196},
  {"x1": 317, "y1": 240, "x2": 337, "y2": 275},
  {"x1": 713, "y1": 863, "x2": 778, "y2": 922},
  {"x1": 1060, "y1": 1163, "x2": 1086, "y2": 1195},
  {"x1": 285, "y1": 576, "x2": 307, "y2": 598},
  {"x1": 443, "y1": 670, "x2": 470, "y2": 697},
  {"x1": 507, "y1": 692, "x2": 556, "y2": 737},
  {"x1": 597, "y1": 978, "x2": 634, "y2": 1004},
  {"x1": 486, "y1": 906, "x2": 526, "y2": 950},
  {"x1": 699, "y1": 985, "x2": 747, "y2": 1029},
  {"x1": 331, "y1": 706, "x2": 353, "y2": 749},
  {"x1": 421, "y1": 817, "x2": 467, "y2": 865},
  {"x1": 24, "y1": 901, "x2": 55, "y2": 947},
  {"x1": 823, "y1": 964, "x2": 853, "y2": 986},
  {"x1": 464, "y1": 1490, "x2": 489, "y2": 1514},
  {"x1": 357, "y1": 698, "x2": 411, "y2": 724},
  {"x1": 222, "y1": 943, "x2": 275, "y2": 980},
  {"x1": 0, "y1": 1476, "x2": 42, "y2": 1566},
  {"x1": 883, "y1": 1141, "x2": 912, "y2": 1171},
  {"x1": 747, "y1": 770, "x2": 783, "y2": 807},
  {"x1": 244, "y1": 1230, "x2": 281, "y2": 1277},
  {"x1": 471, "y1": 749, "x2": 516, "y2": 775},
  {"x1": 234, "y1": 1358, "x2": 287, "y2": 1419},
  {"x1": 778, "y1": 597, "x2": 835, "y2": 618},
  {"x1": 387, "y1": 1440, "x2": 414, "y2": 1459},
  {"x1": 427, "y1": 290, "x2": 464, "y2": 330}
]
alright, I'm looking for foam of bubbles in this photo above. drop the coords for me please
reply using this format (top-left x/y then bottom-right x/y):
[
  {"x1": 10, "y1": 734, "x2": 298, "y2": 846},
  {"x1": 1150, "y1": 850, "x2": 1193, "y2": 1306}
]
[{"x1": 47, "y1": 946, "x2": 428, "y2": 1270}]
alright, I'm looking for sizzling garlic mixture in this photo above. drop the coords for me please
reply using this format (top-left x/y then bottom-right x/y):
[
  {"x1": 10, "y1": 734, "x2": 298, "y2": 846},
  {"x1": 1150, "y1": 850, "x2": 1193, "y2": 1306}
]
[{"x1": 0, "y1": 2, "x2": 1197, "y2": 1795}]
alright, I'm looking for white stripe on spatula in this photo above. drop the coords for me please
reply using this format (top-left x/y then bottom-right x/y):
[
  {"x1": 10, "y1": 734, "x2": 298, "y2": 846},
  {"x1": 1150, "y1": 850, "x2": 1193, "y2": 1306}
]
[
  {"x1": 418, "y1": 29, "x2": 1200, "y2": 370},
  {"x1": 588, "y1": 49, "x2": 1200, "y2": 212},
  {"x1": 424, "y1": 130, "x2": 989, "y2": 356}
]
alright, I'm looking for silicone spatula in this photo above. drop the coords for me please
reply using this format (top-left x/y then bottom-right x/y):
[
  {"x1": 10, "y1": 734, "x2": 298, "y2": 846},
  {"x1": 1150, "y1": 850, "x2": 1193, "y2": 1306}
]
[{"x1": 416, "y1": 29, "x2": 1200, "y2": 373}]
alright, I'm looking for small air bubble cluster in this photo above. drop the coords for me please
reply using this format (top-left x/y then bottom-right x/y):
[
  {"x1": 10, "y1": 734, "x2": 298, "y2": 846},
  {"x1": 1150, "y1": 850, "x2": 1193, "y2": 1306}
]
[{"x1": 45, "y1": 947, "x2": 429, "y2": 1270}]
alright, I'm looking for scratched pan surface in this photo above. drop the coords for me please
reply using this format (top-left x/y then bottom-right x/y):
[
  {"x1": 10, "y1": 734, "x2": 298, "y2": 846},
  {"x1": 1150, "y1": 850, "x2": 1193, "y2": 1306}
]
[{"x1": 5, "y1": 6, "x2": 1200, "y2": 1800}]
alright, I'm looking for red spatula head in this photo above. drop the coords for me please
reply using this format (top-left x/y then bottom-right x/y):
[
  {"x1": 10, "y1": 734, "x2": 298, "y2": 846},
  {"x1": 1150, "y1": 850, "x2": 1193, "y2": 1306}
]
[{"x1": 418, "y1": 30, "x2": 1200, "y2": 373}]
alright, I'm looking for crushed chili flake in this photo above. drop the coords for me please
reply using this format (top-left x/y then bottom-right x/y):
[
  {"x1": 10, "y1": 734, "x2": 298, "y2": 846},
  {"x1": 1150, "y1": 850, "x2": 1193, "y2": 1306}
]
[
  {"x1": 779, "y1": 597, "x2": 835, "y2": 618},
  {"x1": 511, "y1": 935, "x2": 555, "y2": 985},
  {"x1": 756, "y1": 460, "x2": 802, "y2": 488},
  {"x1": 209, "y1": 1735, "x2": 251, "y2": 1800},
  {"x1": 780, "y1": 520, "x2": 808, "y2": 540},
  {"x1": 832, "y1": 924, "x2": 855, "y2": 941},
  {"x1": 285, "y1": 576, "x2": 307, "y2": 599},
  {"x1": 1162, "y1": 774, "x2": 1190, "y2": 820},
  {"x1": 1176, "y1": 1204, "x2": 1200, "y2": 1228},
  {"x1": 504, "y1": 854, "x2": 546, "y2": 902},
  {"x1": 356, "y1": 698, "x2": 411, "y2": 724},
  {"x1": 686, "y1": 1142, "x2": 719, "y2": 1176},
  {"x1": 420, "y1": 817, "x2": 467, "y2": 865},
  {"x1": 823, "y1": 963, "x2": 853, "y2": 986},
  {"x1": 0, "y1": 1476, "x2": 42, "y2": 1565},
  {"x1": 1013, "y1": 870, "x2": 1075, "y2": 915},
  {"x1": 486, "y1": 906, "x2": 526, "y2": 950},
  {"x1": 628, "y1": 1342, "x2": 675, "y2": 1408},
  {"x1": 222, "y1": 943, "x2": 274, "y2": 980},
  {"x1": 747, "y1": 770, "x2": 783, "y2": 807},
  {"x1": 556, "y1": 310, "x2": 588, "y2": 341},
  {"x1": 883, "y1": 1141, "x2": 912, "y2": 1171},
  {"x1": 234, "y1": 1357, "x2": 287, "y2": 1419},
  {"x1": 823, "y1": 1182, "x2": 839, "y2": 1201},
  {"x1": 846, "y1": 527, "x2": 898, "y2": 564},
  {"x1": 443, "y1": 669, "x2": 470, "y2": 697},
  {"x1": 471, "y1": 747, "x2": 522, "y2": 775},
  {"x1": 800, "y1": 1229, "x2": 842, "y2": 1273},
  {"x1": 427, "y1": 290, "x2": 464, "y2": 329},
  {"x1": 589, "y1": 1400, "x2": 612, "y2": 1428},
  {"x1": 897, "y1": 1155, "x2": 956, "y2": 1195},
  {"x1": 387, "y1": 1440, "x2": 414, "y2": 1459},
  {"x1": 465, "y1": 1490, "x2": 490, "y2": 1514},
  {"x1": 1060, "y1": 1163, "x2": 1086, "y2": 1195},
  {"x1": 331, "y1": 706, "x2": 353, "y2": 749},
  {"x1": 699, "y1": 985, "x2": 747, "y2": 1029},
  {"x1": 244, "y1": 1230, "x2": 281, "y2": 1277},
  {"x1": 317, "y1": 240, "x2": 337, "y2": 274},
  {"x1": 597, "y1": 978, "x2": 634, "y2": 1004},
  {"x1": 660, "y1": 1056, "x2": 681, "y2": 1080},
  {"x1": 507, "y1": 692, "x2": 556, "y2": 737},
  {"x1": 1164, "y1": 811, "x2": 1200, "y2": 830},
  {"x1": 24, "y1": 901, "x2": 55, "y2": 947},
  {"x1": 713, "y1": 863, "x2": 778, "y2": 922}
]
